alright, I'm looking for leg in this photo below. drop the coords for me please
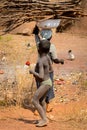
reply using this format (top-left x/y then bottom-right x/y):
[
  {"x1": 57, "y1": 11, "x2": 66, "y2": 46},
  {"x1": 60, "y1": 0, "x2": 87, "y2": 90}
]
[
  {"x1": 33, "y1": 79, "x2": 40, "y2": 116},
  {"x1": 34, "y1": 95, "x2": 46, "y2": 116},
  {"x1": 46, "y1": 72, "x2": 55, "y2": 112},
  {"x1": 41, "y1": 98, "x2": 46, "y2": 113},
  {"x1": 32, "y1": 85, "x2": 50, "y2": 126}
]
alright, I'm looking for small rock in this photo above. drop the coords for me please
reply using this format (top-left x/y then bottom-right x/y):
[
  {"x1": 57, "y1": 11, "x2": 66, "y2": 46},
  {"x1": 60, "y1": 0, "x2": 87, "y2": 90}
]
[
  {"x1": 2, "y1": 56, "x2": 7, "y2": 62},
  {"x1": 0, "y1": 70, "x2": 4, "y2": 74}
]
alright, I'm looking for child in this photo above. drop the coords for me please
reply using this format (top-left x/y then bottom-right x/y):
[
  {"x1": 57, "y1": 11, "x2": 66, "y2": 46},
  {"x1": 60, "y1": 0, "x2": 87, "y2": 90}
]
[
  {"x1": 29, "y1": 39, "x2": 53, "y2": 127},
  {"x1": 33, "y1": 25, "x2": 64, "y2": 112}
]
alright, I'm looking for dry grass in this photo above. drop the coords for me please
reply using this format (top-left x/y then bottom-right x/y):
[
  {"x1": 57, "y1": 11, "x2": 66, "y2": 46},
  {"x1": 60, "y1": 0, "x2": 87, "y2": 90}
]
[
  {"x1": 0, "y1": 34, "x2": 37, "y2": 107},
  {"x1": 0, "y1": 66, "x2": 36, "y2": 106},
  {"x1": 15, "y1": 66, "x2": 36, "y2": 106}
]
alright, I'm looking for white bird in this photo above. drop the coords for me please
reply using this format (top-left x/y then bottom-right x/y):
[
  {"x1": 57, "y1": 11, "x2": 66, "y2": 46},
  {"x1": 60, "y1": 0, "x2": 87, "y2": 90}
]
[{"x1": 68, "y1": 50, "x2": 75, "y2": 60}]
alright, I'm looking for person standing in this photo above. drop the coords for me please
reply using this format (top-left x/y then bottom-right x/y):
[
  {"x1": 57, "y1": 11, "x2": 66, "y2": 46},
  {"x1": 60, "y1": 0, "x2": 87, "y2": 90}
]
[
  {"x1": 33, "y1": 25, "x2": 64, "y2": 112},
  {"x1": 29, "y1": 39, "x2": 53, "y2": 127}
]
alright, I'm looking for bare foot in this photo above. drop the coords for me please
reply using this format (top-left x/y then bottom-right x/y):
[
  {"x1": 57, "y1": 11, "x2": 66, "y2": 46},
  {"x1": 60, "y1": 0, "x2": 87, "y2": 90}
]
[{"x1": 36, "y1": 119, "x2": 48, "y2": 127}]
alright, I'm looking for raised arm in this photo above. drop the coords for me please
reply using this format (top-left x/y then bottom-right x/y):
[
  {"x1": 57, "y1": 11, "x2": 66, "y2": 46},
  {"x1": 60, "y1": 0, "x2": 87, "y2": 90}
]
[{"x1": 33, "y1": 25, "x2": 41, "y2": 47}]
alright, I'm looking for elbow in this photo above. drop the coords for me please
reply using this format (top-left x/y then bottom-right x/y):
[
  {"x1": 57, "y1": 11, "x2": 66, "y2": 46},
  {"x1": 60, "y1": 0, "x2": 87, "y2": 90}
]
[
  {"x1": 40, "y1": 77, "x2": 44, "y2": 81},
  {"x1": 38, "y1": 76, "x2": 44, "y2": 82}
]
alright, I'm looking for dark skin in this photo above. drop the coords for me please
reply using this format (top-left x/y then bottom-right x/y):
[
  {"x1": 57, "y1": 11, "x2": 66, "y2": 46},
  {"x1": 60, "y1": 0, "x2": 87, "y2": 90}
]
[
  {"x1": 52, "y1": 57, "x2": 64, "y2": 64},
  {"x1": 33, "y1": 25, "x2": 64, "y2": 65},
  {"x1": 32, "y1": 25, "x2": 64, "y2": 113},
  {"x1": 29, "y1": 49, "x2": 53, "y2": 127}
]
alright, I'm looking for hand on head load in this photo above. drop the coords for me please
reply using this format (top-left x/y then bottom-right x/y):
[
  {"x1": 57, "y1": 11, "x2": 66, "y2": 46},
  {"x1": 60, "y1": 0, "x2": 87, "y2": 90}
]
[{"x1": 32, "y1": 25, "x2": 39, "y2": 35}]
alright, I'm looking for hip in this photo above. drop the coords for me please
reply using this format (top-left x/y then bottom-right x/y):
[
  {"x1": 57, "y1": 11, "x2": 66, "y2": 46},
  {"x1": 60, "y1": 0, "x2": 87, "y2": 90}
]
[{"x1": 41, "y1": 78, "x2": 52, "y2": 87}]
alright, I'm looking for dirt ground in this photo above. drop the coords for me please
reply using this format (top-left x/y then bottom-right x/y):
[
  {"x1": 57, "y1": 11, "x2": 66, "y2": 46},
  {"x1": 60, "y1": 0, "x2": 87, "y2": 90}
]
[
  {"x1": 0, "y1": 5, "x2": 87, "y2": 129},
  {"x1": 0, "y1": 25, "x2": 87, "y2": 130}
]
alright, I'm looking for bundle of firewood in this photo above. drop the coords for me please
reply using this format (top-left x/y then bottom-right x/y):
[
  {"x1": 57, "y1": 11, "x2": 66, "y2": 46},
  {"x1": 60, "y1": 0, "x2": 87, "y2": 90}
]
[{"x1": 0, "y1": 0, "x2": 84, "y2": 33}]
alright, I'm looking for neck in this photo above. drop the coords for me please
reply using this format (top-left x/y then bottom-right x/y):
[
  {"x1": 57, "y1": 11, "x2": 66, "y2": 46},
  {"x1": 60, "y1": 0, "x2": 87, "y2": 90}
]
[{"x1": 40, "y1": 53, "x2": 47, "y2": 57}]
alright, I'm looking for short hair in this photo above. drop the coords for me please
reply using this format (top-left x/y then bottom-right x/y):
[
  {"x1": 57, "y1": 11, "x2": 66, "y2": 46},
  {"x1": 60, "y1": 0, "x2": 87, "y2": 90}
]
[{"x1": 39, "y1": 39, "x2": 50, "y2": 53}]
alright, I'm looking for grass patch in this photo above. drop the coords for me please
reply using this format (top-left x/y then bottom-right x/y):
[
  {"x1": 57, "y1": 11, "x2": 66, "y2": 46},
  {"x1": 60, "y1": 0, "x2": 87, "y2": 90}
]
[
  {"x1": 0, "y1": 35, "x2": 12, "y2": 42},
  {"x1": 0, "y1": 36, "x2": 3, "y2": 40}
]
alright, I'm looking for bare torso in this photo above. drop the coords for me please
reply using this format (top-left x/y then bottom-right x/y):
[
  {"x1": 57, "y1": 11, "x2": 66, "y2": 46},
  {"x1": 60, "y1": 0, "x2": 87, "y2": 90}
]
[{"x1": 35, "y1": 55, "x2": 52, "y2": 82}]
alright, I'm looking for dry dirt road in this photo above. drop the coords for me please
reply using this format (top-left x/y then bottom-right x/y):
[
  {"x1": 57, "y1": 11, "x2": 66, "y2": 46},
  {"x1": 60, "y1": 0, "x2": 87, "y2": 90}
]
[{"x1": 0, "y1": 30, "x2": 87, "y2": 130}]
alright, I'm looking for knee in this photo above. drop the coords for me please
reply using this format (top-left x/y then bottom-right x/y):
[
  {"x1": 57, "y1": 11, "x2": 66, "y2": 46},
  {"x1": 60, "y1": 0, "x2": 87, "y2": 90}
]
[{"x1": 41, "y1": 100, "x2": 45, "y2": 106}]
